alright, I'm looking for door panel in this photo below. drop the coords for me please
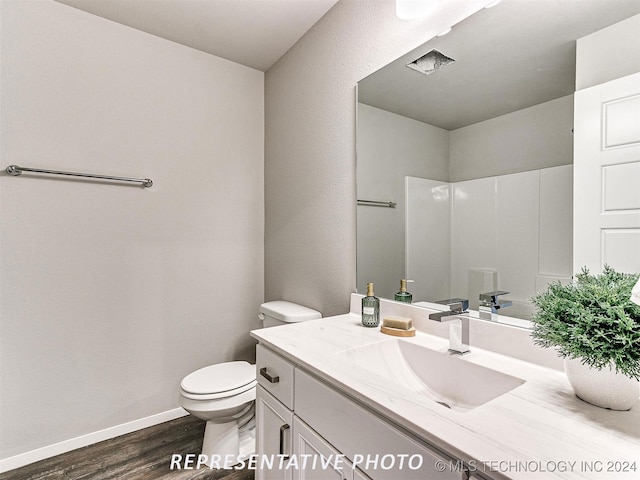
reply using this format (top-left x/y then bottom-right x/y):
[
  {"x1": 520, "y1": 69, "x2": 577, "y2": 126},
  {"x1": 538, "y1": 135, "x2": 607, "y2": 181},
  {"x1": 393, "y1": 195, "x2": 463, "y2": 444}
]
[{"x1": 573, "y1": 72, "x2": 640, "y2": 274}]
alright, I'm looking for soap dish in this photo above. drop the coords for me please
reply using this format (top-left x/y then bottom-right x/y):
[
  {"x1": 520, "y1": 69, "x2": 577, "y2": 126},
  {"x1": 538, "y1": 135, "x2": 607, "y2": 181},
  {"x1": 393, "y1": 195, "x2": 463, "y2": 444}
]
[{"x1": 380, "y1": 326, "x2": 416, "y2": 337}]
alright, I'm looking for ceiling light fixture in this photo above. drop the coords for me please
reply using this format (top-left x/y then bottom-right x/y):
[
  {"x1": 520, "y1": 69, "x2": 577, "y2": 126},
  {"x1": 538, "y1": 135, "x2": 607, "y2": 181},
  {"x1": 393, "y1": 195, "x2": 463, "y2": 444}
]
[{"x1": 396, "y1": 0, "x2": 440, "y2": 20}]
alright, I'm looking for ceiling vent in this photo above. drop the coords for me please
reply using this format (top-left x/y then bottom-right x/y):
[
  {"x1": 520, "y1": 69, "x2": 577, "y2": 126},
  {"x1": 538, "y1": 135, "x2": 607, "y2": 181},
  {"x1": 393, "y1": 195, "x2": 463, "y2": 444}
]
[{"x1": 406, "y1": 50, "x2": 455, "y2": 76}]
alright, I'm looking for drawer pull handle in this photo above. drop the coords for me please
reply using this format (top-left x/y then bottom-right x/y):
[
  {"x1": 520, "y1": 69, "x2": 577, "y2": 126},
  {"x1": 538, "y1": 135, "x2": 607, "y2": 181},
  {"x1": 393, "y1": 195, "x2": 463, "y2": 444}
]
[
  {"x1": 260, "y1": 367, "x2": 279, "y2": 383},
  {"x1": 279, "y1": 423, "x2": 290, "y2": 459}
]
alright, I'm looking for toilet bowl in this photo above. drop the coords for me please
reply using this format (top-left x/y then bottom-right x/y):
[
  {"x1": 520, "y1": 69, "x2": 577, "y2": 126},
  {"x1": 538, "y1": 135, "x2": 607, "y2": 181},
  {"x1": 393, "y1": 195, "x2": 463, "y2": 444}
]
[
  {"x1": 179, "y1": 361, "x2": 257, "y2": 462},
  {"x1": 178, "y1": 301, "x2": 322, "y2": 465}
]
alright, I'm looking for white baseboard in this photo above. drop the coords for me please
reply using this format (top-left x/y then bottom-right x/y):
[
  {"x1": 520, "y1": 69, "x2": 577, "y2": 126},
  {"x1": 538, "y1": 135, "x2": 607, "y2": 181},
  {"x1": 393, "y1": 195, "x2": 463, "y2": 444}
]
[{"x1": 0, "y1": 407, "x2": 189, "y2": 474}]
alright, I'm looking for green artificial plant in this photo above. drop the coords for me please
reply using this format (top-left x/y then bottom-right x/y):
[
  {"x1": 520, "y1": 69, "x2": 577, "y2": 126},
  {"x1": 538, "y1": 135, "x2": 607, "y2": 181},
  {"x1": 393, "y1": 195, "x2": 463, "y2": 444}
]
[{"x1": 531, "y1": 265, "x2": 640, "y2": 380}]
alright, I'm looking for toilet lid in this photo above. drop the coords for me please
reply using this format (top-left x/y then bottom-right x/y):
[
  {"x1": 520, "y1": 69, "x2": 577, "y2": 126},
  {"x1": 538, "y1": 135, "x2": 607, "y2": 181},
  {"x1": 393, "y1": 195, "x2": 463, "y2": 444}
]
[{"x1": 181, "y1": 361, "x2": 255, "y2": 395}]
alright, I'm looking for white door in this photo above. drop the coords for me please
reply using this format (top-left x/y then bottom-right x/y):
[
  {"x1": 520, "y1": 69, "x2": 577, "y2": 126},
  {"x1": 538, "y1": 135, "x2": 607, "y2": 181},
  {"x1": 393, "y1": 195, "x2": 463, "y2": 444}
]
[
  {"x1": 573, "y1": 71, "x2": 640, "y2": 274},
  {"x1": 256, "y1": 385, "x2": 294, "y2": 480}
]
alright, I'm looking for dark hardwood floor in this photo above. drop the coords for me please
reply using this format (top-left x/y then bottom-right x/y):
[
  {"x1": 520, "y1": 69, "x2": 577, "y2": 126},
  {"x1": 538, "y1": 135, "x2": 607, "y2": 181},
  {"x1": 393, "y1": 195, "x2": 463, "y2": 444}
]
[{"x1": 0, "y1": 416, "x2": 254, "y2": 480}]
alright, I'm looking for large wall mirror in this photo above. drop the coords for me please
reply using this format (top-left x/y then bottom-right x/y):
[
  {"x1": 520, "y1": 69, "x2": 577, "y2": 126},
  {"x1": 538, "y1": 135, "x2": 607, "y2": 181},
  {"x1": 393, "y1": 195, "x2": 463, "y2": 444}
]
[{"x1": 356, "y1": 0, "x2": 640, "y2": 327}]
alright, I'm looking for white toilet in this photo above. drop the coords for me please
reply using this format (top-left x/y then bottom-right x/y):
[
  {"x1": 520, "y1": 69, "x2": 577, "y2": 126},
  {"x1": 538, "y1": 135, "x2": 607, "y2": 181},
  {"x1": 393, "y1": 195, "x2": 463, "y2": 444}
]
[{"x1": 179, "y1": 301, "x2": 322, "y2": 464}]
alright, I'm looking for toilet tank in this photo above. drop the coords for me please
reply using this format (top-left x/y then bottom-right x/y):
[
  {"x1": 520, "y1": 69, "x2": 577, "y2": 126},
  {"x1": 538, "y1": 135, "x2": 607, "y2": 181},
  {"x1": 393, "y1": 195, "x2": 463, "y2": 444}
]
[{"x1": 259, "y1": 301, "x2": 322, "y2": 328}]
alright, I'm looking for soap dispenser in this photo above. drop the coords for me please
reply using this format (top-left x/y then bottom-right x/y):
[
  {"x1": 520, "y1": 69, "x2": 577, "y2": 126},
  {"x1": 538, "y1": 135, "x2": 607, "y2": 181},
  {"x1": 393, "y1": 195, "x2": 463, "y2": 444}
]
[
  {"x1": 362, "y1": 282, "x2": 380, "y2": 327},
  {"x1": 394, "y1": 279, "x2": 413, "y2": 304}
]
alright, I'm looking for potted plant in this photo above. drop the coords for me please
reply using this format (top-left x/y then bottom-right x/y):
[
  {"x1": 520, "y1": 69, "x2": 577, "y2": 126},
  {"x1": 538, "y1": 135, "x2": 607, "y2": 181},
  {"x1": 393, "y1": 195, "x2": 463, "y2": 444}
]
[{"x1": 531, "y1": 265, "x2": 640, "y2": 410}]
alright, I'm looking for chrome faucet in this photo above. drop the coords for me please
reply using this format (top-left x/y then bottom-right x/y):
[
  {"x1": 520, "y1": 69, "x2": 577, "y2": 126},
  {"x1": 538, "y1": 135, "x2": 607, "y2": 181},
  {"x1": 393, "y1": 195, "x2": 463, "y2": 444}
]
[
  {"x1": 429, "y1": 299, "x2": 470, "y2": 354},
  {"x1": 479, "y1": 291, "x2": 512, "y2": 321}
]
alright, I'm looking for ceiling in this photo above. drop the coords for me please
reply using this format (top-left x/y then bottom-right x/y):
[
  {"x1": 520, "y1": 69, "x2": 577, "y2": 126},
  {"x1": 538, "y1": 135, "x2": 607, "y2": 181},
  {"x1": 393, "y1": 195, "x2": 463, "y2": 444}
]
[
  {"x1": 358, "y1": 0, "x2": 640, "y2": 130},
  {"x1": 55, "y1": 0, "x2": 339, "y2": 71}
]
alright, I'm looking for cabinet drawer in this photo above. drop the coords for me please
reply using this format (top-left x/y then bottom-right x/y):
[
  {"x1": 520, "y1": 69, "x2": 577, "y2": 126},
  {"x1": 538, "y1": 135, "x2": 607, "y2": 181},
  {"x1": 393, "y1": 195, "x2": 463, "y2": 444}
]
[
  {"x1": 256, "y1": 344, "x2": 295, "y2": 409},
  {"x1": 295, "y1": 369, "x2": 466, "y2": 480}
]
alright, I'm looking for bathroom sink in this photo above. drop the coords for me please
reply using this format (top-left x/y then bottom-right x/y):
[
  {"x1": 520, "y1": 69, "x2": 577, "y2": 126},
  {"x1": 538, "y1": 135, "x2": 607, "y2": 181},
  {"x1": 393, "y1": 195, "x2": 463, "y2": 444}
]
[{"x1": 336, "y1": 339, "x2": 524, "y2": 411}]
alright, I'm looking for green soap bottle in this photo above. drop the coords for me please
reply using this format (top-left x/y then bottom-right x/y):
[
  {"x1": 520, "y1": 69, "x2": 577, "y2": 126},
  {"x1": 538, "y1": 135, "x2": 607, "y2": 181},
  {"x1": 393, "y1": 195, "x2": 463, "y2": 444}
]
[
  {"x1": 361, "y1": 282, "x2": 380, "y2": 327},
  {"x1": 394, "y1": 279, "x2": 413, "y2": 303}
]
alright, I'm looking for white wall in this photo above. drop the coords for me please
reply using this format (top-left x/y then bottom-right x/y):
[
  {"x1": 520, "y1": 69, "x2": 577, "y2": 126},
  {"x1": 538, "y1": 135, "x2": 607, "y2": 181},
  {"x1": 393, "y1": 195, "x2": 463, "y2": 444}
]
[
  {"x1": 451, "y1": 166, "x2": 573, "y2": 317},
  {"x1": 0, "y1": 0, "x2": 264, "y2": 462},
  {"x1": 406, "y1": 167, "x2": 573, "y2": 318},
  {"x1": 405, "y1": 177, "x2": 451, "y2": 302},
  {"x1": 357, "y1": 104, "x2": 449, "y2": 298},
  {"x1": 265, "y1": 0, "x2": 487, "y2": 316}
]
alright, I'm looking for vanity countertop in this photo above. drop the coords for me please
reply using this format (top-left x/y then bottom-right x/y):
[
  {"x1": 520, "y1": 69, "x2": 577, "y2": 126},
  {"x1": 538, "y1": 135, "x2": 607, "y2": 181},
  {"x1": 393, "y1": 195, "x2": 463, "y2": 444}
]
[{"x1": 251, "y1": 297, "x2": 640, "y2": 480}]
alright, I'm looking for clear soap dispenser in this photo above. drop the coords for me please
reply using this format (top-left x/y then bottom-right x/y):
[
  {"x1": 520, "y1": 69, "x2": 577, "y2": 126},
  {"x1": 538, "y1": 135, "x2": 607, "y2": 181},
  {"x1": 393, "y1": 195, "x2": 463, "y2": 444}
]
[
  {"x1": 361, "y1": 282, "x2": 380, "y2": 327},
  {"x1": 394, "y1": 279, "x2": 413, "y2": 303}
]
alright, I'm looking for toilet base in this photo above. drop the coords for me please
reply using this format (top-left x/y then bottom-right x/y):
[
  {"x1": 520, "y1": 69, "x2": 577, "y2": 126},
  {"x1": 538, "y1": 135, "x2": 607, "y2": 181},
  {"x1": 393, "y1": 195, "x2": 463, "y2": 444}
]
[
  {"x1": 201, "y1": 420, "x2": 238, "y2": 467},
  {"x1": 200, "y1": 417, "x2": 256, "y2": 468},
  {"x1": 238, "y1": 426, "x2": 255, "y2": 458}
]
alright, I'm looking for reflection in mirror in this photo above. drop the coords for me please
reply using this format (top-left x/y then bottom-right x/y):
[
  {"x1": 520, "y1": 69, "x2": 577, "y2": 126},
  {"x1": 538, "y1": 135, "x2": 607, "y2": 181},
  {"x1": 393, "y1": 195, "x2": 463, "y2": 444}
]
[{"x1": 356, "y1": 0, "x2": 640, "y2": 326}]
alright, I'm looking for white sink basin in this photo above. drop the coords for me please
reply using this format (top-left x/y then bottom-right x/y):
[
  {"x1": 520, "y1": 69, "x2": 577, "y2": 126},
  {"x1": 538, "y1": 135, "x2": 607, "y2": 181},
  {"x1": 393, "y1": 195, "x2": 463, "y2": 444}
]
[{"x1": 336, "y1": 339, "x2": 524, "y2": 411}]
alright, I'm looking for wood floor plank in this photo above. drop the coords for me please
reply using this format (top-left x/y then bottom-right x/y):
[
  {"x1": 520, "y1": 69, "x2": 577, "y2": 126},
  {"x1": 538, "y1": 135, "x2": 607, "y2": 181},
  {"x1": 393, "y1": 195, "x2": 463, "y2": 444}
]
[{"x1": 0, "y1": 416, "x2": 254, "y2": 480}]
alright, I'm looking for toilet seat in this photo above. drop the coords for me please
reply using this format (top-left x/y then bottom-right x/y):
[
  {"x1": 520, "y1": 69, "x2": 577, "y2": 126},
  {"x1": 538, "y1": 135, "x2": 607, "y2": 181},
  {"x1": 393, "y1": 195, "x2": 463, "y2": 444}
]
[
  {"x1": 179, "y1": 383, "x2": 256, "y2": 421},
  {"x1": 180, "y1": 361, "x2": 256, "y2": 400},
  {"x1": 180, "y1": 380, "x2": 256, "y2": 400}
]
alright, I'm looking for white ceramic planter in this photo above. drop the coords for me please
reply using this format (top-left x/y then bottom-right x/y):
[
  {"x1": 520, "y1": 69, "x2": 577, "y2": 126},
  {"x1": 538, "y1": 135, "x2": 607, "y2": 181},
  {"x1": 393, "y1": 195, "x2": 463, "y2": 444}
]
[{"x1": 564, "y1": 357, "x2": 640, "y2": 411}]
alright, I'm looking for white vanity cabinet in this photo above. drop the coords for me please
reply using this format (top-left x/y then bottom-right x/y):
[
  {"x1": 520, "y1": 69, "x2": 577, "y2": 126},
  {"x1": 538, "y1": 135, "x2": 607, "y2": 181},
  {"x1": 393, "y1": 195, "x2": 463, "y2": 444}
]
[
  {"x1": 257, "y1": 344, "x2": 371, "y2": 480},
  {"x1": 293, "y1": 416, "x2": 365, "y2": 480},
  {"x1": 256, "y1": 385, "x2": 370, "y2": 480},
  {"x1": 295, "y1": 369, "x2": 466, "y2": 480},
  {"x1": 256, "y1": 344, "x2": 470, "y2": 480},
  {"x1": 256, "y1": 385, "x2": 294, "y2": 480},
  {"x1": 256, "y1": 344, "x2": 296, "y2": 480}
]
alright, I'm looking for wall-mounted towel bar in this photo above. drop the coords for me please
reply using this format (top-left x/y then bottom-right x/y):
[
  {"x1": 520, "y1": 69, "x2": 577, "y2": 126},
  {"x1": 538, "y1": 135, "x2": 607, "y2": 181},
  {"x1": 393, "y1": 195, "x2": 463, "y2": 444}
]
[
  {"x1": 5, "y1": 165, "x2": 153, "y2": 188},
  {"x1": 357, "y1": 199, "x2": 396, "y2": 208}
]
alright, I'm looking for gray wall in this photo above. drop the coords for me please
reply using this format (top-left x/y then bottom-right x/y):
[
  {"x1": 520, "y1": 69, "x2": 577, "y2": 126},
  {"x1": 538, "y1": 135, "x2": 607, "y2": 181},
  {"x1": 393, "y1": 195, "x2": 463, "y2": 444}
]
[
  {"x1": 265, "y1": 0, "x2": 487, "y2": 316},
  {"x1": 0, "y1": 0, "x2": 264, "y2": 460},
  {"x1": 449, "y1": 95, "x2": 574, "y2": 182},
  {"x1": 576, "y1": 14, "x2": 640, "y2": 90},
  {"x1": 356, "y1": 103, "x2": 449, "y2": 299}
]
